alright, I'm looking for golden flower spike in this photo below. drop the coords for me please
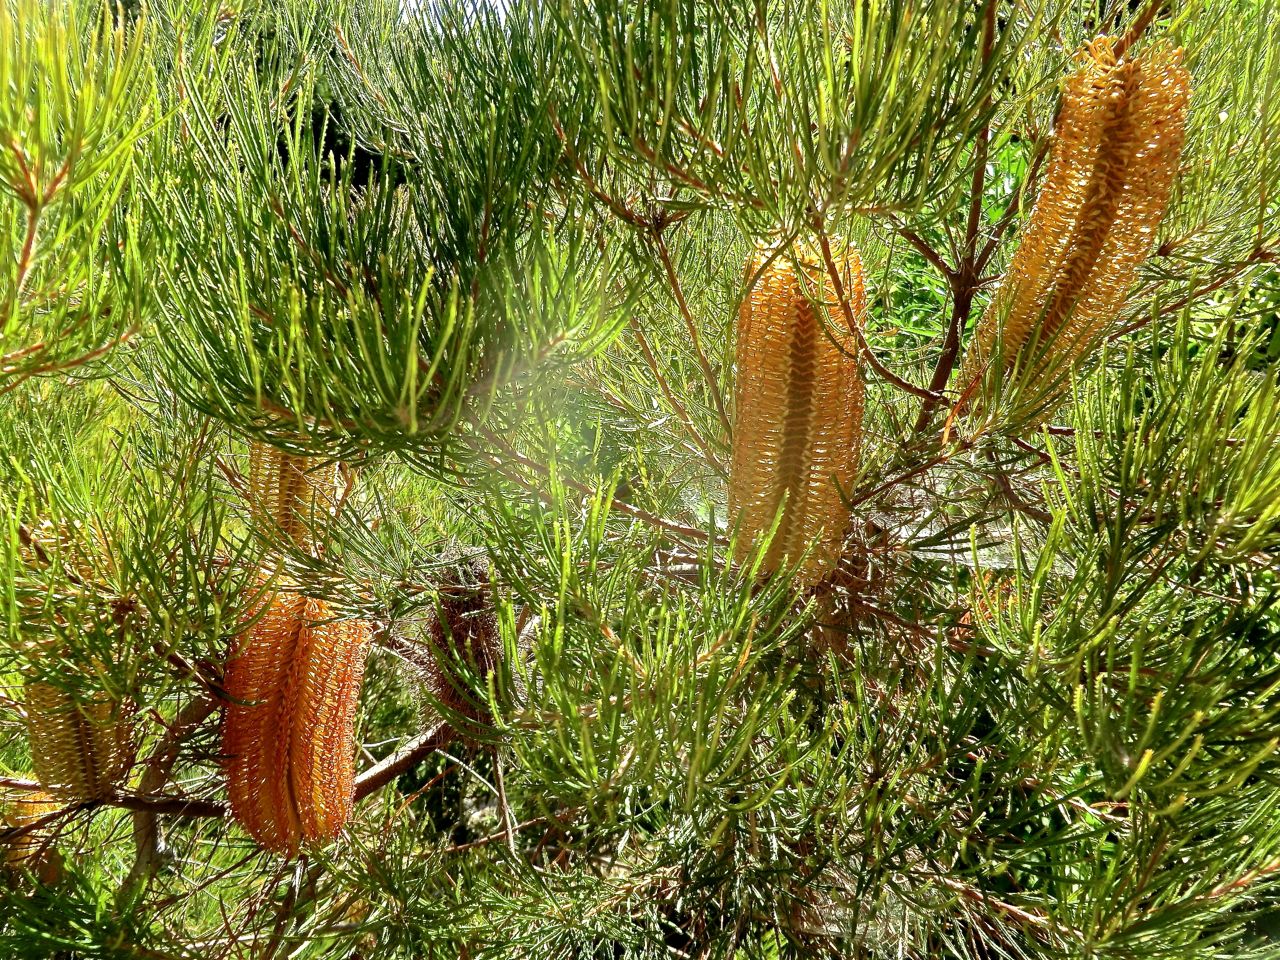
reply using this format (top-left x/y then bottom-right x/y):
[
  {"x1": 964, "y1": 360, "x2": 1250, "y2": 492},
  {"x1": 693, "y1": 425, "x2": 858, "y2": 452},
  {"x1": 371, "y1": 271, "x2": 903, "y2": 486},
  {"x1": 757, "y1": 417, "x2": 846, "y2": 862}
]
[
  {"x1": 223, "y1": 591, "x2": 372, "y2": 857},
  {"x1": 1, "y1": 788, "x2": 63, "y2": 884},
  {"x1": 729, "y1": 243, "x2": 866, "y2": 586},
  {"x1": 961, "y1": 38, "x2": 1191, "y2": 421},
  {"x1": 25, "y1": 679, "x2": 134, "y2": 801},
  {"x1": 247, "y1": 441, "x2": 338, "y2": 551}
]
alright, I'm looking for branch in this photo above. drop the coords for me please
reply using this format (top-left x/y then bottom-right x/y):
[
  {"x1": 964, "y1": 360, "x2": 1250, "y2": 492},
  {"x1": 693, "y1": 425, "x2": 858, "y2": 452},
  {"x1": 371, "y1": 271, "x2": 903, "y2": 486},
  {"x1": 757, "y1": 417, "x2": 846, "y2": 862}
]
[
  {"x1": 0, "y1": 323, "x2": 141, "y2": 398},
  {"x1": 1115, "y1": 0, "x2": 1168, "y2": 60},
  {"x1": 0, "y1": 778, "x2": 226, "y2": 819},
  {"x1": 474, "y1": 424, "x2": 715, "y2": 543},
  {"x1": 123, "y1": 694, "x2": 221, "y2": 896},
  {"x1": 914, "y1": 0, "x2": 998, "y2": 433},
  {"x1": 894, "y1": 223, "x2": 956, "y2": 282},
  {"x1": 651, "y1": 229, "x2": 733, "y2": 438},
  {"x1": 812, "y1": 222, "x2": 942, "y2": 402},
  {"x1": 627, "y1": 317, "x2": 727, "y2": 474},
  {"x1": 353, "y1": 723, "x2": 452, "y2": 801},
  {"x1": 1110, "y1": 247, "x2": 1275, "y2": 340},
  {"x1": 975, "y1": 138, "x2": 1050, "y2": 274},
  {"x1": 988, "y1": 458, "x2": 1053, "y2": 524}
]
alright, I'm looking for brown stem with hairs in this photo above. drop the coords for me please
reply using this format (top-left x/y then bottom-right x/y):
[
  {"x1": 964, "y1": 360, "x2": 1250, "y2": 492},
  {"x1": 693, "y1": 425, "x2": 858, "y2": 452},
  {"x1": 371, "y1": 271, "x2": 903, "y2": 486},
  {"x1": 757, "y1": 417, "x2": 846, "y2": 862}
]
[{"x1": 914, "y1": 0, "x2": 998, "y2": 434}]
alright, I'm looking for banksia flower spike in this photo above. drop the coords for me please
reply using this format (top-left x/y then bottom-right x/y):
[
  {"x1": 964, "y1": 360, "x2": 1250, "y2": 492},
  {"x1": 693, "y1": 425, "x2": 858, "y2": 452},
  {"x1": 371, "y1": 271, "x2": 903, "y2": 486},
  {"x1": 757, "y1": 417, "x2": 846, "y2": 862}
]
[
  {"x1": 225, "y1": 440, "x2": 371, "y2": 855},
  {"x1": 223, "y1": 591, "x2": 372, "y2": 856},
  {"x1": 961, "y1": 38, "x2": 1191, "y2": 421},
  {"x1": 1, "y1": 788, "x2": 63, "y2": 884},
  {"x1": 422, "y1": 555, "x2": 500, "y2": 737},
  {"x1": 25, "y1": 679, "x2": 135, "y2": 801},
  {"x1": 247, "y1": 441, "x2": 338, "y2": 551},
  {"x1": 729, "y1": 243, "x2": 866, "y2": 586}
]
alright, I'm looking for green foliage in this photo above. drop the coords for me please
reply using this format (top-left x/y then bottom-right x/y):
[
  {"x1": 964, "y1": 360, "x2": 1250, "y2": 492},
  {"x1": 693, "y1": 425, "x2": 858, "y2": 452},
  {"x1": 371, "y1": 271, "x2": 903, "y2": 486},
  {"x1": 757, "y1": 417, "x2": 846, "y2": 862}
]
[
  {"x1": 0, "y1": 0, "x2": 154, "y2": 394},
  {"x1": 2, "y1": 0, "x2": 1280, "y2": 957}
]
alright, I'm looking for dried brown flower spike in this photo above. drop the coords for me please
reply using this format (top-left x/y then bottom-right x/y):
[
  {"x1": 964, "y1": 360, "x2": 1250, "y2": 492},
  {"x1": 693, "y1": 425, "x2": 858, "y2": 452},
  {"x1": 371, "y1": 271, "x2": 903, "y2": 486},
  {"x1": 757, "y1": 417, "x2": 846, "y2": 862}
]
[
  {"x1": 25, "y1": 679, "x2": 135, "y2": 801},
  {"x1": 729, "y1": 243, "x2": 866, "y2": 586},
  {"x1": 961, "y1": 38, "x2": 1191, "y2": 420},
  {"x1": 423, "y1": 555, "x2": 500, "y2": 736},
  {"x1": 223, "y1": 592, "x2": 372, "y2": 856},
  {"x1": 247, "y1": 441, "x2": 338, "y2": 550}
]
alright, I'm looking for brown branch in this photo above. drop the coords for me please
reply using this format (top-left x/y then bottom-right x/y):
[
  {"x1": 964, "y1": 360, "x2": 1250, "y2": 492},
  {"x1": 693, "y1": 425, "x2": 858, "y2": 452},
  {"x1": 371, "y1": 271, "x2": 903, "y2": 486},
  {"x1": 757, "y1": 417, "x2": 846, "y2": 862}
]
[
  {"x1": 11, "y1": 199, "x2": 40, "y2": 299},
  {"x1": 1110, "y1": 248, "x2": 1274, "y2": 340},
  {"x1": 934, "y1": 876, "x2": 1057, "y2": 931},
  {"x1": 894, "y1": 224, "x2": 956, "y2": 282},
  {"x1": 0, "y1": 778, "x2": 226, "y2": 819},
  {"x1": 548, "y1": 106, "x2": 648, "y2": 229},
  {"x1": 989, "y1": 459, "x2": 1053, "y2": 524},
  {"x1": 651, "y1": 230, "x2": 733, "y2": 438},
  {"x1": 848, "y1": 453, "x2": 952, "y2": 508},
  {"x1": 123, "y1": 694, "x2": 221, "y2": 895},
  {"x1": 628, "y1": 317, "x2": 726, "y2": 473},
  {"x1": 1115, "y1": 0, "x2": 1168, "y2": 59},
  {"x1": 0, "y1": 323, "x2": 141, "y2": 398},
  {"x1": 3, "y1": 720, "x2": 456, "y2": 824},
  {"x1": 976, "y1": 138, "x2": 1051, "y2": 274},
  {"x1": 914, "y1": 0, "x2": 998, "y2": 433},
  {"x1": 812, "y1": 222, "x2": 942, "y2": 403},
  {"x1": 353, "y1": 723, "x2": 452, "y2": 801}
]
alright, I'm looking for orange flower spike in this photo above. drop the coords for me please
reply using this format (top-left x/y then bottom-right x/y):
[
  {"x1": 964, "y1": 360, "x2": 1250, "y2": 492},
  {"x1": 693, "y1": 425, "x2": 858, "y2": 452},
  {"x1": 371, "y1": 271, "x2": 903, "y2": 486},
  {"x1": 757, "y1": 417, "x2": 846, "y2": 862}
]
[
  {"x1": 729, "y1": 244, "x2": 866, "y2": 586},
  {"x1": 962, "y1": 39, "x2": 1191, "y2": 418},
  {"x1": 223, "y1": 593, "x2": 371, "y2": 856}
]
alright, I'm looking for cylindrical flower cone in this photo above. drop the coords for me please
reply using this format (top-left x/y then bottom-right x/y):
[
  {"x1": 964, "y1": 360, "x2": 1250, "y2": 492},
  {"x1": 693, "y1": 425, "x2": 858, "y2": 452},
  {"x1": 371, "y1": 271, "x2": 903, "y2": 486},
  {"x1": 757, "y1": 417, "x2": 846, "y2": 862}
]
[
  {"x1": 223, "y1": 591, "x2": 372, "y2": 856},
  {"x1": 247, "y1": 442, "x2": 339, "y2": 552},
  {"x1": 25, "y1": 679, "x2": 135, "y2": 801},
  {"x1": 1, "y1": 788, "x2": 64, "y2": 884},
  {"x1": 422, "y1": 555, "x2": 500, "y2": 738},
  {"x1": 961, "y1": 38, "x2": 1191, "y2": 423},
  {"x1": 729, "y1": 243, "x2": 866, "y2": 586}
]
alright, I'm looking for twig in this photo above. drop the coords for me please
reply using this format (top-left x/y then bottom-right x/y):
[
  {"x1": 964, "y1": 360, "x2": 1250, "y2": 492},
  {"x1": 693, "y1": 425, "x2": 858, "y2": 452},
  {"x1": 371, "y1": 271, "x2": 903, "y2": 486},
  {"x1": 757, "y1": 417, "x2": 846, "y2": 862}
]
[
  {"x1": 1110, "y1": 248, "x2": 1274, "y2": 340},
  {"x1": 935, "y1": 876, "x2": 1055, "y2": 930},
  {"x1": 442, "y1": 814, "x2": 551, "y2": 855},
  {"x1": 475, "y1": 425, "x2": 714, "y2": 544},
  {"x1": 1115, "y1": 0, "x2": 1169, "y2": 59},
  {"x1": 0, "y1": 777, "x2": 226, "y2": 818},
  {"x1": 975, "y1": 139, "x2": 1050, "y2": 274},
  {"x1": 628, "y1": 317, "x2": 726, "y2": 473},
  {"x1": 989, "y1": 460, "x2": 1053, "y2": 524},
  {"x1": 848, "y1": 453, "x2": 952, "y2": 508},
  {"x1": 812, "y1": 222, "x2": 942, "y2": 402},
  {"x1": 548, "y1": 106, "x2": 648, "y2": 229},
  {"x1": 0, "y1": 323, "x2": 141, "y2": 398},
  {"x1": 894, "y1": 224, "x2": 956, "y2": 283},
  {"x1": 914, "y1": 0, "x2": 998, "y2": 433},
  {"x1": 122, "y1": 694, "x2": 221, "y2": 897},
  {"x1": 651, "y1": 230, "x2": 733, "y2": 438},
  {"x1": 492, "y1": 749, "x2": 516, "y2": 855}
]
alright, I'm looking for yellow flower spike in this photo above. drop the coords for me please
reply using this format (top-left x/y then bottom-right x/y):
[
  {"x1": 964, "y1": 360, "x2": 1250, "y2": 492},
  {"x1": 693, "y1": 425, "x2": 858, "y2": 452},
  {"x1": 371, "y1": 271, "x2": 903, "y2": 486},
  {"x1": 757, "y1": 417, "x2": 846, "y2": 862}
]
[
  {"x1": 25, "y1": 679, "x2": 135, "y2": 801},
  {"x1": 247, "y1": 442, "x2": 339, "y2": 551},
  {"x1": 2, "y1": 788, "x2": 64, "y2": 884}
]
